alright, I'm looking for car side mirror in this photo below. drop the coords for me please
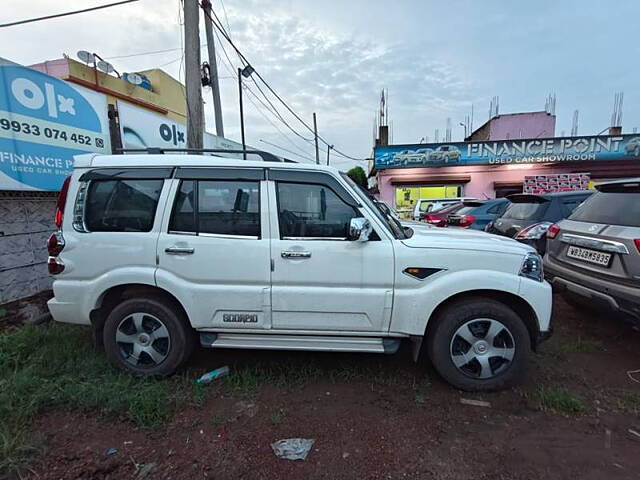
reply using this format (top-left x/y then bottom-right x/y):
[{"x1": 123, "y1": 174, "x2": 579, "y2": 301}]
[{"x1": 348, "y1": 217, "x2": 372, "y2": 242}]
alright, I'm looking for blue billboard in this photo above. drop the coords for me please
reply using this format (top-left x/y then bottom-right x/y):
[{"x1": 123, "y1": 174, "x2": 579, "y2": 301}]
[
  {"x1": 0, "y1": 65, "x2": 110, "y2": 191},
  {"x1": 374, "y1": 134, "x2": 640, "y2": 170}
]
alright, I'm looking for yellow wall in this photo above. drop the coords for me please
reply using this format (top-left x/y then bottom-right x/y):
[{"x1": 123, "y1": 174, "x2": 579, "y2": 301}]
[
  {"x1": 395, "y1": 185, "x2": 461, "y2": 209},
  {"x1": 139, "y1": 69, "x2": 187, "y2": 121},
  {"x1": 64, "y1": 59, "x2": 187, "y2": 122}
]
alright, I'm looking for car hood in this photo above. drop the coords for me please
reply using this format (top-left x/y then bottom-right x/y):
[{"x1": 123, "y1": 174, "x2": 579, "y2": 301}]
[{"x1": 402, "y1": 226, "x2": 535, "y2": 256}]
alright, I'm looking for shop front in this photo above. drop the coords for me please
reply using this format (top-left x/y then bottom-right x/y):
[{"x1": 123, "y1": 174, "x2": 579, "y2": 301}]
[{"x1": 374, "y1": 134, "x2": 640, "y2": 217}]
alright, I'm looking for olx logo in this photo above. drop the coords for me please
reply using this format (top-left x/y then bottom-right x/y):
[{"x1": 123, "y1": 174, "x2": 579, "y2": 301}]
[
  {"x1": 10, "y1": 77, "x2": 76, "y2": 118},
  {"x1": 159, "y1": 123, "x2": 185, "y2": 145}
]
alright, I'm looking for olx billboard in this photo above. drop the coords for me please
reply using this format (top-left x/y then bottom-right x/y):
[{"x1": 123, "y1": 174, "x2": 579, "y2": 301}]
[
  {"x1": 118, "y1": 101, "x2": 245, "y2": 156},
  {"x1": 374, "y1": 134, "x2": 640, "y2": 170},
  {"x1": 0, "y1": 64, "x2": 110, "y2": 190}
]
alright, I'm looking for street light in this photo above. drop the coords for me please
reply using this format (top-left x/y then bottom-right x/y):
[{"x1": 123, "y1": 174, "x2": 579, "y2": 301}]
[
  {"x1": 238, "y1": 65, "x2": 254, "y2": 160},
  {"x1": 459, "y1": 122, "x2": 467, "y2": 139}
]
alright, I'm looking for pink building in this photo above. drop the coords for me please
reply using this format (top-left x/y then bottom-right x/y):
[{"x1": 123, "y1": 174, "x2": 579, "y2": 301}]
[
  {"x1": 466, "y1": 111, "x2": 556, "y2": 141},
  {"x1": 373, "y1": 112, "x2": 640, "y2": 213}
]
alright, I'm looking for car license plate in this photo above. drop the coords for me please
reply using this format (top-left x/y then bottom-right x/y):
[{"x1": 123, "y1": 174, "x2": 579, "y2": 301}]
[{"x1": 566, "y1": 246, "x2": 612, "y2": 266}]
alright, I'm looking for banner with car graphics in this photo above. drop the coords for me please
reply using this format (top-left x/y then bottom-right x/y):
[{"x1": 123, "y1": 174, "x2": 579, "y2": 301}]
[
  {"x1": 374, "y1": 134, "x2": 640, "y2": 170},
  {"x1": 0, "y1": 63, "x2": 110, "y2": 191}
]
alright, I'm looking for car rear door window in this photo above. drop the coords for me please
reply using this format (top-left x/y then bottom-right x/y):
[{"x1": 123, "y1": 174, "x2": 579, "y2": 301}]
[
  {"x1": 502, "y1": 202, "x2": 548, "y2": 220},
  {"x1": 560, "y1": 196, "x2": 589, "y2": 216},
  {"x1": 570, "y1": 191, "x2": 640, "y2": 227},
  {"x1": 276, "y1": 182, "x2": 358, "y2": 239},
  {"x1": 487, "y1": 202, "x2": 507, "y2": 215},
  {"x1": 169, "y1": 180, "x2": 260, "y2": 237},
  {"x1": 85, "y1": 179, "x2": 163, "y2": 232}
]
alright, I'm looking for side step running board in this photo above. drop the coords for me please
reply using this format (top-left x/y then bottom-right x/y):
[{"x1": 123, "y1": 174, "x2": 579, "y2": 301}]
[{"x1": 199, "y1": 333, "x2": 401, "y2": 354}]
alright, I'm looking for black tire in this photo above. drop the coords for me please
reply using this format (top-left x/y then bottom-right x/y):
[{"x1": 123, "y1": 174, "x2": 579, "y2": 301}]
[
  {"x1": 103, "y1": 296, "x2": 195, "y2": 377},
  {"x1": 426, "y1": 297, "x2": 530, "y2": 391}
]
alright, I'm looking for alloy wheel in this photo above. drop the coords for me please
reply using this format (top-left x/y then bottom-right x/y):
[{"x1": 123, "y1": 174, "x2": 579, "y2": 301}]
[
  {"x1": 449, "y1": 318, "x2": 515, "y2": 379},
  {"x1": 115, "y1": 312, "x2": 171, "y2": 367}
]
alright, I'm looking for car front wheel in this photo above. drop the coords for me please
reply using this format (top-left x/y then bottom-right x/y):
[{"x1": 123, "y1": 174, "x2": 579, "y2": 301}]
[
  {"x1": 426, "y1": 297, "x2": 530, "y2": 391},
  {"x1": 103, "y1": 297, "x2": 194, "y2": 377}
]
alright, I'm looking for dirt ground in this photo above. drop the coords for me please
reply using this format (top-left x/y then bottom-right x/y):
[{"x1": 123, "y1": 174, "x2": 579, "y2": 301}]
[{"x1": 26, "y1": 296, "x2": 640, "y2": 480}]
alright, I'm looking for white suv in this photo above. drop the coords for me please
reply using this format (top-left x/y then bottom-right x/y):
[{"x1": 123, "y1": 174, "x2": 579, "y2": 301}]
[{"x1": 47, "y1": 153, "x2": 552, "y2": 391}]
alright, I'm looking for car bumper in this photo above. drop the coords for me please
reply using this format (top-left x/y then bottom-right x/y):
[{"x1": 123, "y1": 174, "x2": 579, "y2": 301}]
[
  {"x1": 518, "y1": 277, "x2": 553, "y2": 346},
  {"x1": 47, "y1": 297, "x2": 90, "y2": 325},
  {"x1": 544, "y1": 255, "x2": 640, "y2": 322}
]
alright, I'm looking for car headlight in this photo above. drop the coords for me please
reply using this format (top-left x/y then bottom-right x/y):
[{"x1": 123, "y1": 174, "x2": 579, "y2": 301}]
[{"x1": 520, "y1": 252, "x2": 543, "y2": 282}]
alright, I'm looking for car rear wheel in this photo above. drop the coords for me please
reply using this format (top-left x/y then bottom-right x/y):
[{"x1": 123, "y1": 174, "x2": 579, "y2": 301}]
[
  {"x1": 426, "y1": 297, "x2": 530, "y2": 391},
  {"x1": 103, "y1": 297, "x2": 194, "y2": 377}
]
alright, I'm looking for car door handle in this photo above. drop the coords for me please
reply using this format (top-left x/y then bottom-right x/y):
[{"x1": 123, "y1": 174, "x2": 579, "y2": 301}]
[
  {"x1": 281, "y1": 251, "x2": 311, "y2": 259},
  {"x1": 165, "y1": 246, "x2": 195, "y2": 255}
]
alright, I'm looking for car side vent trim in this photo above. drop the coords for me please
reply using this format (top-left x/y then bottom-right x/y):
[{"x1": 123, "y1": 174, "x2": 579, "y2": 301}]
[{"x1": 403, "y1": 267, "x2": 444, "y2": 280}]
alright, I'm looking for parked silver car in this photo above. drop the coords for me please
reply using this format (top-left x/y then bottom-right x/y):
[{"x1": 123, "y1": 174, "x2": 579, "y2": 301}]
[{"x1": 544, "y1": 178, "x2": 640, "y2": 324}]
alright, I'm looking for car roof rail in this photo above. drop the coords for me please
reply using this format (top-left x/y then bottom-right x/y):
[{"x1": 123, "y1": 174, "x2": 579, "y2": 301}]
[{"x1": 114, "y1": 148, "x2": 296, "y2": 163}]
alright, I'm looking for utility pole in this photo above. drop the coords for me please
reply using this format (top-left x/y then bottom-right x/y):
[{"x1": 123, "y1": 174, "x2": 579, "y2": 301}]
[
  {"x1": 238, "y1": 68, "x2": 246, "y2": 159},
  {"x1": 326, "y1": 144, "x2": 333, "y2": 165},
  {"x1": 202, "y1": 0, "x2": 224, "y2": 137},
  {"x1": 183, "y1": 0, "x2": 203, "y2": 149},
  {"x1": 313, "y1": 112, "x2": 320, "y2": 164}
]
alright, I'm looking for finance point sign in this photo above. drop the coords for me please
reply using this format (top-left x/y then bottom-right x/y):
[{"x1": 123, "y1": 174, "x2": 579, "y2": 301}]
[
  {"x1": 374, "y1": 135, "x2": 640, "y2": 170},
  {"x1": 0, "y1": 65, "x2": 110, "y2": 191}
]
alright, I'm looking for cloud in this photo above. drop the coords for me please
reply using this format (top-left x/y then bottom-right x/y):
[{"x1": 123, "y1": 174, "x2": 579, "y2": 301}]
[
  {"x1": 210, "y1": 6, "x2": 476, "y2": 164},
  {"x1": 4, "y1": 0, "x2": 637, "y2": 168}
]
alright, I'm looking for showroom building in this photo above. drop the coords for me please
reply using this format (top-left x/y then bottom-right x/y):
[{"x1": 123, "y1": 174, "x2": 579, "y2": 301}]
[{"x1": 372, "y1": 111, "x2": 640, "y2": 217}]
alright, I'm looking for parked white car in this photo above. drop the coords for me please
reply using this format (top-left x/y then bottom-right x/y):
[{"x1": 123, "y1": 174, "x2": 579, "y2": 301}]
[
  {"x1": 412, "y1": 197, "x2": 476, "y2": 221},
  {"x1": 47, "y1": 153, "x2": 552, "y2": 391}
]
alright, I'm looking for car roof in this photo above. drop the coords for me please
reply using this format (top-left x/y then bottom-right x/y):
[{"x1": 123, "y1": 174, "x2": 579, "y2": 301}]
[
  {"x1": 596, "y1": 177, "x2": 640, "y2": 186},
  {"x1": 507, "y1": 190, "x2": 592, "y2": 203},
  {"x1": 462, "y1": 198, "x2": 507, "y2": 207},
  {"x1": 418, "y1": 197, "x2": 474, "y2": 202},
  {"x1": 73, "y1": 153, "x2": 342, "y2": 174},
  {"x1": 595, "y1": 178, "x2": 640, "y2": 192}
]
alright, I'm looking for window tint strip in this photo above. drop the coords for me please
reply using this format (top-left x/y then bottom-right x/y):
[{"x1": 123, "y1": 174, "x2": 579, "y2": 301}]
[{"x1": 80, "y1": 168, "x2": 174, "y2": 181}]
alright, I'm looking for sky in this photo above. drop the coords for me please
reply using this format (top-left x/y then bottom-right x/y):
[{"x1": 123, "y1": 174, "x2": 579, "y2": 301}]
[{"x1": 2, "y1": 0, "x2": 639, "y2": 170}]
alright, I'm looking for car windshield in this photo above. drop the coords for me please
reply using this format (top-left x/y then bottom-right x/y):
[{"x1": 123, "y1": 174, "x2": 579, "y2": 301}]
[
  {"x1": 502, "y1": 201, "x2": 548, "y2": 220},
  {"x1": 453, "y1": 205, "x2": 476, "y2": 215},
  {"x1": 340, "y1": 173, "x2": 407, "y2": 239},
  {"x1": 431, "y1": 202, "x2": 462, "y2": 214},
  {"x1": 569, "y1": 191, "x2": 640, "y2": 227}
]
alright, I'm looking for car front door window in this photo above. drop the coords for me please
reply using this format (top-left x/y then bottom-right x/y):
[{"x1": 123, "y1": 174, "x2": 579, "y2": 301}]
[{"x1": 276, "y1": 182, "x2": 359, "y2": 239}]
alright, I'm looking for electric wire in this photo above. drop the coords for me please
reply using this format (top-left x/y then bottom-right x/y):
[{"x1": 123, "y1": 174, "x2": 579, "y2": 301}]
[
  {"x1": 210, "y1": 24, "x2": 316, "y2": 158},
  {"x1": 199, "y1": 3, "x2": 367, "y2": 161},
  {"x1": 259, "y1": 139, "x2": 314, "y2": 163},
  {"x1": 1, "y1": 0, "x2": 140, "y2": 28}
]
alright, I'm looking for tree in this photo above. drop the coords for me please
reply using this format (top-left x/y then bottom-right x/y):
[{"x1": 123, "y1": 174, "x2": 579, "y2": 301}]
[{"x1": 346, "y1": 166, "x2": 368, "y2": 189}]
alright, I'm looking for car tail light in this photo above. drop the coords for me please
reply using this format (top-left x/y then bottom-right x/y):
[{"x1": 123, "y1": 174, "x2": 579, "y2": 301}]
[
  {"x1": 458, "y1": 215, "x2": 476, "y2": 228},
  {"x1": 425, "y1": 214, "x2": 445, "y2": 226},
  {"x1": 516, "y1": 222, "x2": 553, "y2": 240},
  {"x1": 634, "y1": 239, "x2": 640, "y2": 253},
  {"x1": 47, "y1": 232, "x2": 65, "y2": 256},
  {"x1": 48, "y1": 256, "x2": 65, "y2": 275},
  {"x1": 55, "y1": 176, "x2": 71, "y2": 229},
  {"x1": 547, "y1": 223, "x2": 561, "y2": 240}
]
